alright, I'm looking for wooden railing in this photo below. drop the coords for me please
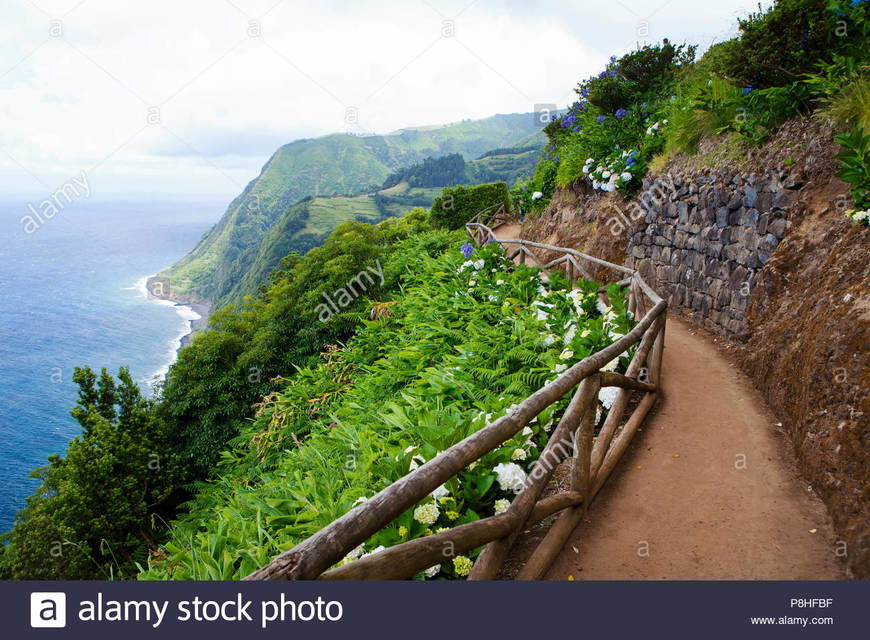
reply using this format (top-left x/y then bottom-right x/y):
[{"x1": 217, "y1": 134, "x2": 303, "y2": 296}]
[{"x1": 245, "y1": 213, "x2": 667, "y2": 581}]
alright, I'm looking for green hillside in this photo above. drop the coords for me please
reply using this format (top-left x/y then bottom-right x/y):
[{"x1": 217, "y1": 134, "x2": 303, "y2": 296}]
[
  {"x1": 223, "y1": 188, "x2": 442, "y2": 302},
  {"x1": 161, "y1": 113, "x2": 543, "y2": 306}
]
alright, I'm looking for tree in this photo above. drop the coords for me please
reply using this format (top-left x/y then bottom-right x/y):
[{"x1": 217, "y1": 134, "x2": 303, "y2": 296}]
[{"x1": 0, "y1": 367, "x2": 181, "y2": 579}]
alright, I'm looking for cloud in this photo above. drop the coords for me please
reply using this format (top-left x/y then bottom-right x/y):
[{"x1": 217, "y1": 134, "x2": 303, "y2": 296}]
[{"x1": 0, "y1": 0, "x2": 760, "y2": 198}]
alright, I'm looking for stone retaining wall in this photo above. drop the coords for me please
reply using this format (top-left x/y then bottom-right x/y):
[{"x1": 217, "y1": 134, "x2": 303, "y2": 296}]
[{"x1": 625, "y1": 168, "x2": 801, "y2": 337}]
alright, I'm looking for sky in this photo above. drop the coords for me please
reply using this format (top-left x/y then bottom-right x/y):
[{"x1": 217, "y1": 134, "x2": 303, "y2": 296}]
[{"x1": 0, "y1": 0, "x2": 764, "y2": 201}]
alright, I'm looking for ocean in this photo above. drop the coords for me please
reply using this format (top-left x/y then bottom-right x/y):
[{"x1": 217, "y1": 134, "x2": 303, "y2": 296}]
[{"x1": 0, "y1": 199, "x2": 222, "y2": 533}]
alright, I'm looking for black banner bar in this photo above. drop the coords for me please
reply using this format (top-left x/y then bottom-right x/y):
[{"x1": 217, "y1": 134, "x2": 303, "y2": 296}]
[{"x1": 8, "y1": 580, "x2": 865, "y2": 639}]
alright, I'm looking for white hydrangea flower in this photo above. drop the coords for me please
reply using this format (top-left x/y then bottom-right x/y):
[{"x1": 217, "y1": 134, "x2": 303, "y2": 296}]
[
  {"x1": 496, "y1": 279, "x2": 505, "y2": 285},
  {"x1": 522, "y1": 426, "x2": 534, "y2": 437},
  {"x1": 414, "y1": 502, "x2": 439, "y2": 525},
  {"x1": 409, "y1": 454, "x2": 426, "y2": 471},
  {"x1": 599, "y1": 386, "x2": 620, "y2": 410},
  {"x1": 460, "y1": 260, "x2": 474, "y2": 271},
  {"x1": 563, "y1": 324, "x2": 577, "y2": 345},
  {"x1": 531, "y1": 191, "x2": 543, "y2": 200},
  {"x1": 346, "y1": 543, "x2": 365, "y2": 560},
  {"x1": 473, "y1": 259, "x2": 485, "y2": 271},
  {"x1": 424, "y1": 564, "x2": 441, "y2": 578},
  {"x1": 596, "y1": 300, "x2": 610, "y2": 316},
  {"x1": 567, "y1": 289, "x2": 585, "y2": 312},
  {"x1": 554, "y1": 364, "x2": 567, "y2": 373},
  {"x1": 431, "y1": 484, "x2": 449, "y2": 501},
  {"x1": 543, "y1": 334, "x2": 557, "y2": 346},
  {"x1": 559, "y1": 349, "x2": 574, "y2": 360},
  {"x1": 602, "y1": 170, "x2": 611, "y2": 179},
  {"x1": 358, "y1": 545, "x2": 385, "y2": 561},
  {"x1": 621, "y1": 172, "x2": 632, "y2": 182},
  {"x1": 493, "y1": 462, "x2": 527, "y2": 493},
  {"x1": 494, "y1": 498, "x2": 511, "y2": 515},
  {"x1": 511, "y1": 448, "x2": 527, "y2": 461},
  {"x1": 488, "y1": 295, "x2": 499, "y2": 302}
]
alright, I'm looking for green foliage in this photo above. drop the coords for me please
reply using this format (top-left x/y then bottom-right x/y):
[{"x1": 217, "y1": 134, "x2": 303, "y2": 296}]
[
  {"x1": 805, "y1": 56, "x2": 870, "y2": 131},
  {"x1": 835, "y1": 126, "x2": 870, "y2": 209},
  {"x1": 584, "y1": 44, "x2": 696, "y2": 113},
  {"x1": 141, "y1": 241, "x2": 635, "y2": 580},
  {"x1": 512, "y1": 43, "x2": 695, "y2": 209},
  {"x1": 0, "y1": 368, "x2": 182, "y2": 580},
  {"x1": 430, "y1": 182, "x2": 511, "y2": 229},
  {"x1": 510, "y1": 156, "x2": 557, "y2": 214},
  {"x1": 160, "y1": 210, "x2": 444, "y2": 478},
  {"x1": 695, "y1": 81, "x2": 814, "y2": 145},
  {"x1": 707, "y1": 0, "x2": 833, "y2": 88},
  {"x1": 382, "y1": 153, "x2": 467, "y2": 189},
  {"x1": 659, "y1": 74, "x2": 741, "y2": 156}
]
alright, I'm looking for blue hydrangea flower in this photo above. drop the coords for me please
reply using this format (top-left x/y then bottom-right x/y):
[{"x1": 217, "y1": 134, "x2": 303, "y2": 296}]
[
  {"x1": 461, "y1": 243, "x2": 474, "y2": 258},
  {"x1": 608, "y1": 69, "x2": 618, "y2": 77},
  {"x1": 743, "y1": 87, "x2": 753, "y2": 96},
  {"x1": 597, "y1": 115, "x2": 606, "y2": 124},
  {"x1": 615, "y1": 108, "x2": 629, "y2": 119}
]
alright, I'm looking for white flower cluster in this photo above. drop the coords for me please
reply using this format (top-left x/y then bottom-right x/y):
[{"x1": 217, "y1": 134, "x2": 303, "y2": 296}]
[
  {"x1": 459, "y1": 259, "x2": 486, "y2": 273},
  {"x1": 493, "y1": 462, "x2": 527, "y2": 493},
  {"x1": 645, "y1": 119, "x2": 667, "y2": 136},
  {"x1": 494, "y1": 498, "x2": 511, "y2": 515},
  {"x1": 598, "y1": 386, "x2": 620, "y2": 410},
  {"x1": 511, "y1": 448, "x2": 527, "y2": 461},
  {"x1": 414, "y1": 502, "x2": 439, "y2": 525},
  {"x1": 585, "y1": 153, "x2": 633, "y2": 193},
  {"x1": 531, "y1": 191, "x2": 543, "y2": 200},
  {"x1": 846, "y1": 209, "x2": 869, "y2": 226}
]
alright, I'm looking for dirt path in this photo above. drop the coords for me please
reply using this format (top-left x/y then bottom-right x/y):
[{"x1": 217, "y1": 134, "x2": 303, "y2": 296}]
[
  {"x1": 543, "y1": 316, "x2": 845, "y2": 579},
  {"x1": 490, "y1": 221, "x2": 844, "y2": 578}
]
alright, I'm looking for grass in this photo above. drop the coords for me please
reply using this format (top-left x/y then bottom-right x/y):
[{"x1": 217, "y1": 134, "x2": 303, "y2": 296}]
[{"x1": 816, "y1": 70, "x2": 870, "y2": 133}]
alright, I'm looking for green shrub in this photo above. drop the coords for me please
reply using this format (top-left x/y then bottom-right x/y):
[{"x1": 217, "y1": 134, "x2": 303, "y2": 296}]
[
  {"x1": 659, "y1": 74, "x2": 740, "y2": 156},
  {"x1": 618, "y1": 43, "x2": 697, "y2": 87},
  {"x1": 430, "y1": 182, "x2": 511, "y2": 229},
  {"x1": 836, "y1": 126, "x2": 870, "y2": 209},
  {"x1": 0, "y1": 368, "x2": 183, "y2": 579},
  {"x1": 708, "y1": 0, "x2": 832, "y2": 89},
  {"x1": 142, "y1": 241, "x2": 636, "y2": 580},
  {"x1": 806, "y1": 56, "x2": 870, "y2": 131},
  {"x1": 582, "y1": 44, "x2": 695, "y2": 114}
]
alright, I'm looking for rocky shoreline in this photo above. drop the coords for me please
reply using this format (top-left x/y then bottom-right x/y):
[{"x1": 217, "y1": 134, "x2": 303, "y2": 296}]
[{"x1": 144, "y1": 274, "x2": 211, "y2": 349}]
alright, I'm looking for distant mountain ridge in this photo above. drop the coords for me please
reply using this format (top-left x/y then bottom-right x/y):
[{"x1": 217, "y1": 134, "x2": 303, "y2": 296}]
[{"x1": 160, "y1": 113, "x2": 544, "y2": 307}]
